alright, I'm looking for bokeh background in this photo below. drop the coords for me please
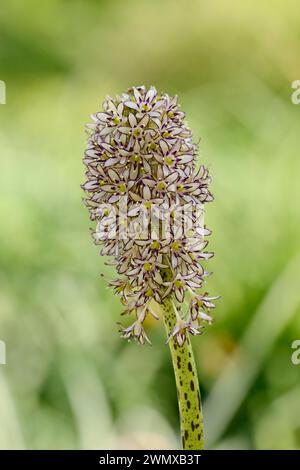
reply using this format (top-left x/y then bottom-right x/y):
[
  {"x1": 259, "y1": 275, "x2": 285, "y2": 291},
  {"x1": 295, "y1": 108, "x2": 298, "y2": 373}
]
[{"x1": 1, "y1": 0, "x2": 300, "y2": 450}]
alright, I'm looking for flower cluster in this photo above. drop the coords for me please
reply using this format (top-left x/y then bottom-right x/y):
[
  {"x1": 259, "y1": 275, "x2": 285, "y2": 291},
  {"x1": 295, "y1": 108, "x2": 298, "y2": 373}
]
[{"x1": 82, "y1": 86, "x2": 218, "y2": 346}]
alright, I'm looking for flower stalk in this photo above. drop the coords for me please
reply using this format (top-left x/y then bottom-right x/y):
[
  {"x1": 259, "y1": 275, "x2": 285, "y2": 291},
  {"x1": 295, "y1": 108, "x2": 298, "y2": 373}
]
[{"x1": 162, "y1": 297, "x2": 204, "y2": 450}]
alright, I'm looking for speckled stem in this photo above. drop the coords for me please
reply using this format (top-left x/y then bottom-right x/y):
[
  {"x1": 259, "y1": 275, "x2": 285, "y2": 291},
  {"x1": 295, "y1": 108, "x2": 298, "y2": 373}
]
[{"x1": 162, "y1": 298, "x2": 204, "y2": 450}]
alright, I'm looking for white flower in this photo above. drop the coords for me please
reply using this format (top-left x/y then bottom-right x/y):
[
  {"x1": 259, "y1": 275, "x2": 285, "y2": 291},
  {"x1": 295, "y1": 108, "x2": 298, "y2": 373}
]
[{"x1": 166, "y1": 319, "x2": 203, "y2": 347}]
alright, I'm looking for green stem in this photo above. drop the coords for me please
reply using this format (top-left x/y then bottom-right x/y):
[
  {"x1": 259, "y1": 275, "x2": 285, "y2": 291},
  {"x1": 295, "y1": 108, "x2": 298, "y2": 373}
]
[{"x1": 162, "y1": 298, "x2": 204, "y2": 450}]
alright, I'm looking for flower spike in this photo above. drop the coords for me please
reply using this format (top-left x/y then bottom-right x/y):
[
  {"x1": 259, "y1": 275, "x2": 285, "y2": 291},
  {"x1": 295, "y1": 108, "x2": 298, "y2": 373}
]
[
  {"x1": 82, "y1": 85, "x2": 217, "y2": 345},
  {"x1": 82, "y1": 85, "x2": 218, "y2": 450}
]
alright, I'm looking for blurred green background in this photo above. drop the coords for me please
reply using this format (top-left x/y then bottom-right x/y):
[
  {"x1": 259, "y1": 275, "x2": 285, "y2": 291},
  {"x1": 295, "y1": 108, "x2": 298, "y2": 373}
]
[{"x1": 1, "y1": 0, "x2": 300, "y2": 450}]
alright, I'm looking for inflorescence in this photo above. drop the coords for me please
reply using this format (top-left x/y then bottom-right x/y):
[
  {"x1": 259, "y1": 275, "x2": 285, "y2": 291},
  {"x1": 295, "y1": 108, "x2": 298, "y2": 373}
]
[{"x1": 82, "y1": 86, "x2": 218, "y2": 346}]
